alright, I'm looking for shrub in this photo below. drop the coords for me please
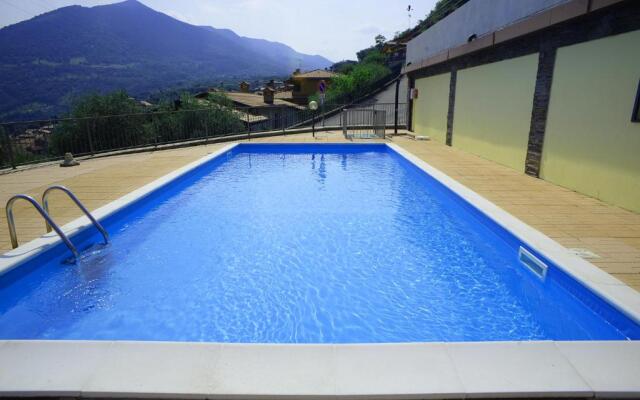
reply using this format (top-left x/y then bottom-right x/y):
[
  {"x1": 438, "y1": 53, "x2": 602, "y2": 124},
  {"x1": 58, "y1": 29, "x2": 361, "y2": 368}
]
[
  {"x1": 50, "y1": 90, "x2": 244, "y2": 156},
  {"x1": 149, "y1": 93, "x2": 244, "y2": 142},
  {"x1": 51, "y1": 91, "x2": 148, "y2": 155},
  {"x1": 314, "y1": 51, "x2": 391, "y2": 106}
]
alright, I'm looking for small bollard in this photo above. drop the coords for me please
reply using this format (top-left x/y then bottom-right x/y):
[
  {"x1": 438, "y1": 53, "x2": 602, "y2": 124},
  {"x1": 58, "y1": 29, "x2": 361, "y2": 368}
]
[{"x1": 60, "y1": 152, "x2": 80, "y2": 167}]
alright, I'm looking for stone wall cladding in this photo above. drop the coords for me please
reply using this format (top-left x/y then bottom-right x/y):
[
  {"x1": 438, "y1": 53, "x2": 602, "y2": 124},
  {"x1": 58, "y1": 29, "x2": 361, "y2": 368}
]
[
  {"x1": 446, "y1": 70, "x2": 457, "y2": 146},
  {"x1": 525, "y1": 47, "x2": 556, "y2": 177},
  {"x1": 407, "y1": 76, "x2": 415, "y2": 131}
]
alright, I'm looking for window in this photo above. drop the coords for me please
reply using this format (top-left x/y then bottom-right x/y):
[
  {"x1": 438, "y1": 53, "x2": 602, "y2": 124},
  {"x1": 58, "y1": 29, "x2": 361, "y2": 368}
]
[{"x1": 633, "y1": 79, "x2": 640, "y2": 123}]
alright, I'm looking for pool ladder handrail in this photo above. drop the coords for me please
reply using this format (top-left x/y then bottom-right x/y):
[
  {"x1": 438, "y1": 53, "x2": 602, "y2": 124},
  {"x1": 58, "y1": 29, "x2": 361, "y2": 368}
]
[
  {"x1": 42, "y1": 185, "x2": 109, "y2": 245},
  {"x1": 5, "y1": 194, "x2": 79, "y2": 258}
]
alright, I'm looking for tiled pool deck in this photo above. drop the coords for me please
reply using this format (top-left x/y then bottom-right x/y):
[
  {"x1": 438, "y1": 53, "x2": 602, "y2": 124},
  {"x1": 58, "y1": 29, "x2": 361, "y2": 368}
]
[
  {"x1": 1, "y1": 131, "x2": 639, "y2": 292},
  {"x1": 1, "y1": 132, "x2": 640, "y2": 399}
]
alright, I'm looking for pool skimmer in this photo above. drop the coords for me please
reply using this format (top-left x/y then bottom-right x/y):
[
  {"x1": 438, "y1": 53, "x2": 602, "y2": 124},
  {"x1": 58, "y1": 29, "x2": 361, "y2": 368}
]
[{"x1": 518, "y1": 247, "x2": 548, "y2": 280}]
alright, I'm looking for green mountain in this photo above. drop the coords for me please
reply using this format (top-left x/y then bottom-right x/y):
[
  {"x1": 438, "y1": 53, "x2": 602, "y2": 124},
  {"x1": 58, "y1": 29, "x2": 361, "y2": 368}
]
[{"x1": 0, "y1": 0, "x2": 332, "y2": 121}]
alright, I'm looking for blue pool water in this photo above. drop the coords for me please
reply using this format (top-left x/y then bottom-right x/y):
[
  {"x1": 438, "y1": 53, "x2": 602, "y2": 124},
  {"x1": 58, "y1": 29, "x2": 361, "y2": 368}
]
[{"x1": 0, "y1": 144, "x2": 638, "y2": 342}]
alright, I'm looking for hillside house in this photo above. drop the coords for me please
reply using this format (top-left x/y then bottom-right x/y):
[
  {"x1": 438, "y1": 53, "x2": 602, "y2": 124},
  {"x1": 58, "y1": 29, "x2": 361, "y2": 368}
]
[
  {"x1": 225, "y1": 90, "x2": 305, "y2": 131},
  {"x1": 13, "y1": 125, "x2": 53, "y2": 155},
  {"x1": 289, "y1": 69, "x2": 338, "y2": 105},
  {"x1": 239, "y1": 81, "x2": 251, "y2": 93},
  {"x1": 382, "y1": 40, "x2": 407, "y2": 72}
]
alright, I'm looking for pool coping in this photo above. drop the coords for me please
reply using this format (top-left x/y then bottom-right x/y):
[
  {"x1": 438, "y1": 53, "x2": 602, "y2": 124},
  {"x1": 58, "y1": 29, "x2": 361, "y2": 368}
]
[
  {"x1": 0, "y1": 142, "x2": 639, "y2": 398},
  {"x1": 387, "y1": 143, "x2": 640, "y2": 325}
]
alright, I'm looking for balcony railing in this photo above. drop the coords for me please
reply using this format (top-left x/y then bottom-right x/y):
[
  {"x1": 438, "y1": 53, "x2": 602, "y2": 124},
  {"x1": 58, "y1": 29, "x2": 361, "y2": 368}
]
[{"x1": 0, "y1": 103, "x2": 408, "y2": 170}]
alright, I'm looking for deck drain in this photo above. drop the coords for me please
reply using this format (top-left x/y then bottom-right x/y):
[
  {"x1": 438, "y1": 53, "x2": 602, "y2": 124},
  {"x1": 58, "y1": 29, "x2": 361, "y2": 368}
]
[{"x1": 567, "y1": 248, "x2": 600, "y2": 259}]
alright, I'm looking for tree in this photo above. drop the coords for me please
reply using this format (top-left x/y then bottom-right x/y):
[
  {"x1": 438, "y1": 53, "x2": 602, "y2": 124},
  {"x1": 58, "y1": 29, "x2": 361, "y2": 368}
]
[
  {"x1": 0, "y1": 125, "x2": 9, "y2": 167},
  {"x1": 49, "y1": 88, "x2": 249, "y2": 157},
  {"x1": 361, "y1": 49, "x2": 386, "y2": 65},
  {"x1": 311, "y1": 53, "x2": 391, "y2": 105},
  {"x1": 375, "y1": 34, "x2": 387, "y2": 48},
  {"x1": 358, "y1": 34, "x2": 389, "y2": 62},
  {"x1": 330, "y1": 60, "x2": 357, "y2": 74},
  {"x1": 51, "y1": 91, "x2": 148, "y2": 156},
  {"x1": 394, "y1": 0, "x2": 470, "y2": 41},
  {"x1": 148, "y1": 92, "x2": 244, "y2": 143}
]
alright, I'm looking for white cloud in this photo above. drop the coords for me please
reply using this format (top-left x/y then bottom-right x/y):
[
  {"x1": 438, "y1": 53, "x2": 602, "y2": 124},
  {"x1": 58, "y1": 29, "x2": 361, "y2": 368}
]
[{"x1": 356, "y1": 26, "x2": 380, "y2": 36}]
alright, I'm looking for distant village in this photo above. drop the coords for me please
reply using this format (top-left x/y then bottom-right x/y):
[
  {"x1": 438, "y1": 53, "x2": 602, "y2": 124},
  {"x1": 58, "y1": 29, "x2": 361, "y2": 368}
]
[
  {"x1": 11, "y1": 38, "x2": 410, "y2": 157},
  {"x1": 198, "y1": 69, "x2": 337, "y2": 110},
  {"x1": 11, "y1": 68, "x2": 341, "y2": 155}
]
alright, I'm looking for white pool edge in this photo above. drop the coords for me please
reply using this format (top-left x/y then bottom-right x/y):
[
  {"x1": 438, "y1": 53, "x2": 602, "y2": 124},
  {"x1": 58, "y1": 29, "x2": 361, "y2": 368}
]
[{"x1": 0, "y1": 142, "x2": 638, "y2": 398}]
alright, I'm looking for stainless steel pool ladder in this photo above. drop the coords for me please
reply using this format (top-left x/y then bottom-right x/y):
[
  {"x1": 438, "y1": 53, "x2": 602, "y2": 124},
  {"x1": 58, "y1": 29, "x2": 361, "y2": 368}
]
[
  {"x1": 5, "y1": 194, "x2": 79, "y2": 258},
  {"x1": 42, "y1": 185, "x2": 109, "y2": 245},
  {"x1": 5, "y1": 186, "x2": 109, "y2": 259}
]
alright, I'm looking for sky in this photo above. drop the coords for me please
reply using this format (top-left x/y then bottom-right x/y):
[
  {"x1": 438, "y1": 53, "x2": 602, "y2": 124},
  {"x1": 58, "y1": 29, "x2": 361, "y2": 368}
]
[{"x1": 0, "y1": 0, "x2": 437, "y2": 61}]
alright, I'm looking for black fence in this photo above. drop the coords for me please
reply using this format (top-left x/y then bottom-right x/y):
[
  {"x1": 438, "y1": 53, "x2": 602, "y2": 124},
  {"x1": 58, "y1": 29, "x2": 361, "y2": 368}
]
[{"x1": 0, "y1": 102, "x2": 407, "y2": 170}]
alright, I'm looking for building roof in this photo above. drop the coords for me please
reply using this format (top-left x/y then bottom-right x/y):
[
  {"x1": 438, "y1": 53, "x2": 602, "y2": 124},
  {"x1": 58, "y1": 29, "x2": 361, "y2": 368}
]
[
  {"x1": 232, "y1": 109, "x2": 268, "y2": 124},
  {"x1": 274, "y1": 90, "x2": 294, "y2": 99},
  {"x1": 225, "y1": 92, "x2": 305, "y2": 109},
  {"x1": 383, "y1": 41, "x2": 407, "y2": 53},
  {"x1": 193, "y1": 98, "x2": 268, "y2": 124},
  {"x1": 292, "y1": 69, "x2": 338, "y2": 79}
]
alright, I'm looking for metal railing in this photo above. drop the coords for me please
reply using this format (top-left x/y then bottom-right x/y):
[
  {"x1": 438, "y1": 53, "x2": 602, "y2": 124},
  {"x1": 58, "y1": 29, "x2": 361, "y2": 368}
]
[
  {"x1": 42, "y1": 185, "x2": 109, "y2": 245},
  {"x1": 5, "y1": 194, "x2": 79, "y2": 258},
  {"x1": 342, "y1": 109, "x2": 387, "y2": 139},
  {"x1": 0, "y1": 102, "x2": 408, "y2": 170}
]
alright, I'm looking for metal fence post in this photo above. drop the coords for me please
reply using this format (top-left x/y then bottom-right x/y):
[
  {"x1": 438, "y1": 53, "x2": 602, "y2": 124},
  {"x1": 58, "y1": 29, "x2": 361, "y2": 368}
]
[
  {"x1": 312, "y1": 110, "x2": 316, "y2": 138},
  {"x1": 88, "y1": 118, "x2": 96, "y2": 155},
  {"x1": 204, "y1": 111, "x2": 210, "y2": 144},
  {"x1": 153, "y1": 115, "x2": 159, "y2": 149},
  {"x1": 3, "y1": 126, "x2": 16, "y2": 169},
  {"x1": 282, "y1": 109, "x2": 286, "y2": 135},
  {"x1": 45, "y1": 119, "x2": 51, "y2": 157},
  {"x1": 245, "y1": 109, "x2": 250, "y2": 139},
  {"x1": 394, "y1": 78, "x2": 400, "y2": 135},
  {"x1": 342, "y1": 109, "x2": 347, "y2": 137}
]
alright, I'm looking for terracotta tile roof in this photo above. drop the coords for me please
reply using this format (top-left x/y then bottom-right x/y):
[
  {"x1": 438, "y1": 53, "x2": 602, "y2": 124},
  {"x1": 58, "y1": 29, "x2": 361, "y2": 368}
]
[
  {"x1": 193, "y1": 99, "x2": 269, "y2": 123},
  {"x1": 274, "y1": 90, "x2": 293, "y2": 99},
  {"x1": 232, "y1": 109, "x2": 268, "y2": 123},
  {"x1": 293, "y1": 69, "x2": 338, "y2": 79},
  {"x1": 225, "y1": 92, "x2": 305, "y2": 109}
]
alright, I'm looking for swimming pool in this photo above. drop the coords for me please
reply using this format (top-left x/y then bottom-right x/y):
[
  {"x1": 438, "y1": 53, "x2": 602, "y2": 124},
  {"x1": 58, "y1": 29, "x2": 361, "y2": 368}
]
[{"x1": 0, "y1": 143, "x2": 639, "y2": 343}]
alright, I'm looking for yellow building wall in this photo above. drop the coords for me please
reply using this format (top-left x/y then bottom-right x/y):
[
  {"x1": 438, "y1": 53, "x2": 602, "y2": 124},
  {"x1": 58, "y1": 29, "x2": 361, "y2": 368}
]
[
  {"x1": 540, "y1": 30, "x2": 640, "y2": 213},
  {"x1": 412, "y1": 72, "x2": 450, "y2": 143},
  {"x1": 294, "y1": 78, "x2": 325, "y2": 98},
  {"x1": 453, "y1": 54, "x2": 539, "y2": 171},
  {"x1": 300, "y1": 79, "x2": 318, "y2": 97}
]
